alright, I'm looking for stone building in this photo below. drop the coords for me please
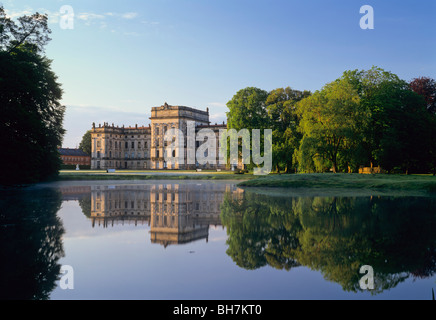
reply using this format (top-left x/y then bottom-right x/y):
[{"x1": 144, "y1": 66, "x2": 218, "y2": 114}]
[
  {"x1": 91, "y1": 103, "x2": 227, "y2": 170},
  {"x1": 58, "y1": 148, "x2": 91, "y2": 167}
]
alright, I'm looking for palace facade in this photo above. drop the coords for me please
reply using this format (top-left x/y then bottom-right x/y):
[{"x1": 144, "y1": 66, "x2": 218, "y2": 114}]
[
  {"x1": 88, "y1": 183, "x2": 243, "y2": 246},
  {"x1": 91, "y1": 103, "x2": 228, "y2": 170}
]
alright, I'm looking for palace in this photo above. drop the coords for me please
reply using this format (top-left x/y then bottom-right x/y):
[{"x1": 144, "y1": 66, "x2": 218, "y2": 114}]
[{"x1": 91, "y1": 103, "x2": 228, "y2": 170}]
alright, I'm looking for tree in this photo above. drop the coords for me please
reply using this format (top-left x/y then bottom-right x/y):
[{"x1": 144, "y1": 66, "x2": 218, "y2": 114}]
[
  {"x1": 341, "y1": 67, "x2": 402, "y2": 169},
  {"x1": 265, "y1": 87, "x2": 311, "y2": 173},
  {"x1": 79, "y1": 130, "x2": 92, "y2": 155},
  {"x1": 341, "y1": 67, "x2": 431, "y2": 174},
  {"x1": 409, "y1": 77, "x2": 436, "y2": 175},
  {"x1": 0, "y1": 7, "x2": 51, "y2": 53},
  {"x1": 0, "y1": 7, "x2": 65, "y2": 185},
  {"x1": 226, "y1": 87, "x2": 269, "y2": 131},
  {"x1": 409, "y1": 77, "x2": 436, "y2": 114},
  {"x1": 295, "y1": 79, "x2": 363, "y2": 173},
  {"x1": 374, "y1": 81, "x2": 430, "y2": 173},
  {"x1": 225, "y1": 87, "x2": 269, "y2": 170}
]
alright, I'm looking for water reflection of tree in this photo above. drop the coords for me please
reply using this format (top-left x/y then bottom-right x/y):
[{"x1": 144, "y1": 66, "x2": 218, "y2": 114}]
[
  {"x1": 220, "y1": 192, "x2": 436, "y2": 294},
  {"x1": 78, "y1": 194, "x2": 91, "y2": 218},
  {"x1": 0, "y1": 188, "x2": 65, "y2": 300}
]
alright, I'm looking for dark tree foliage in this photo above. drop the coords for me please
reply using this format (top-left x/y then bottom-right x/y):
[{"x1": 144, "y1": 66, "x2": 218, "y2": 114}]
[
  {"x1": 220, "y1": 191, "x2": 436, "y2": 294},
  {"x1": 0, "y1": 188, "x2": 65, "y2": 300},
  {"x1": 409, "y1": 77, "x2": 436, "y2": 114},
  {"x1": 409, "y1": 77, "x2": 436, "y2": 175},
  {"x1": 0, "y1": 7, "x2": 65, "y2": 185}
]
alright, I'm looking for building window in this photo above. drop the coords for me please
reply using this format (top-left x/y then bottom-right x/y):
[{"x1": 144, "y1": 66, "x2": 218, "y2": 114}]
[
  {"x1": 156, "y1": 150, "x2": 160, "y2": 158},
  {"x1": 132, "y1": 141, "x2": 135, "y2": 149},
  {"x1": 97, "y1": 141, "x2": 101, "y2": 148},
  {"x1": 125, "y1": 142, "x2": 128, "y2": 149}
]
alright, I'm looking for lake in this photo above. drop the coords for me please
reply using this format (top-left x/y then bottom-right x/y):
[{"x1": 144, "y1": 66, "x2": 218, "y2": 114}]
[{"x1": 1, "y1": 180, "x2": 435, "y2": 300}]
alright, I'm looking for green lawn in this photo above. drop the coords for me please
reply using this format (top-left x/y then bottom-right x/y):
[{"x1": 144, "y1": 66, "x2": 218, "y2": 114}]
[{"x1": 237, "y1": 173, "x2": 436, "y2": 194}]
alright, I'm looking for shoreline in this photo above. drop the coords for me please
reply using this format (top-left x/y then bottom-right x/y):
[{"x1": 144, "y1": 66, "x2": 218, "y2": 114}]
[
  {"x1": 237, "y1": 173, "x2": 436, "y2": 196},
  {"x1": 4, "y1": 171, "x2": 436, "y2": 196}
]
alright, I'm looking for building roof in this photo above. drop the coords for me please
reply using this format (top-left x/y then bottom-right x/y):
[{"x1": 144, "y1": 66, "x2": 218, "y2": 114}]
[{"x1": 58, "y1": 148, "x2": 90, "y2": 156}]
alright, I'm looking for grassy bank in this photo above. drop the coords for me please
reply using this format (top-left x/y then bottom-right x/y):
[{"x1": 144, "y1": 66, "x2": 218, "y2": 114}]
[
  {"x1": 57, "y1": 170, "x2": 255, "y2": 181},
  {"x1": 57, "y1": 171, "x2": 436, "y2": 195},
  {"x1": 237, "y1": 173, "x2": 436, "y2": 194}
]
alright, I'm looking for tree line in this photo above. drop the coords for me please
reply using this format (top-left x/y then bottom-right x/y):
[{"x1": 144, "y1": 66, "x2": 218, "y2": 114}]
[
  {"x1": 226, "y1": 68, "x2": 436, "y2": 174},
  {"x1": 0, "y1": 7, "x2": 65, "y2": 185}
]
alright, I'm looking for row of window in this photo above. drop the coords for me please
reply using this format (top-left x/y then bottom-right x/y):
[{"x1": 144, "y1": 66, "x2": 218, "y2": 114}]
[
  {"x1": 96, "y1": 140, "x2": 148, "y2": 149},
  {"x1": 63, "y1": 157, "x2": 89, "y2": 162},
  {"x1": 95, "y1": 201, "x2": 218, "y2": 212}
]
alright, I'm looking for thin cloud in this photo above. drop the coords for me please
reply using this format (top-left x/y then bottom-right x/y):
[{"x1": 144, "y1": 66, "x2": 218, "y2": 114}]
[
  {"x1": 4, "y1": 7, "x2": 39, "y2": 19},
  {"x1": 77, "y1": 12, "x2": 105, "y2": 21},
  {"x1": 121, "y1": 12, "x2": 138, "y2": 20}
]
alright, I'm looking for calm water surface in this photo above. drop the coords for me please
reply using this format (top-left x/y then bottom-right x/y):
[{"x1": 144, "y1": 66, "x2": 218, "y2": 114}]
[{"x1": 1, "y1": 180, "x2": 435, "y2": 300}]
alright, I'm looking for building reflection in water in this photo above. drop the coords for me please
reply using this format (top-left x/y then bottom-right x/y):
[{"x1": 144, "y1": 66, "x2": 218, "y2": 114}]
[{"x1": 86, "y1": 183, "x2": 242, "y2": 247}]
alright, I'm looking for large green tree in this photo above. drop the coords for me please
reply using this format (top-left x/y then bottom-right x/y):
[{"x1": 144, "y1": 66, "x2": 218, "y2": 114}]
[
  {"x1": 409, "y1": 77, "x2": 436, "y2": 175},
  {"x1": 0, "y1": 7, "x2": 65, "y2": 185},
  {"x1": 295, "y1": 78, "x2": 363, "y2": 173},
  {"x1": 226, "y1": 87, "x2": 269, "y2": 131},
  {"x1": 342, "y1": 67, "x2": 431, "y2": 173},
  {"x1": 265, "y1": 87, "x2": 311, "y2": 173},
  {"x1": 225, "y1": 87, "x2": 269, "y2": 170}
]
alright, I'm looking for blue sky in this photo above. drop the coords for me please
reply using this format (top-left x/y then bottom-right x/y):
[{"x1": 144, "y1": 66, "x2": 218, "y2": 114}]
[{"x1": 2, "y1": 0, "x2": 436, "y2": 148}]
